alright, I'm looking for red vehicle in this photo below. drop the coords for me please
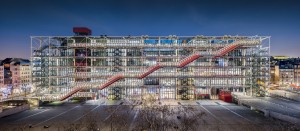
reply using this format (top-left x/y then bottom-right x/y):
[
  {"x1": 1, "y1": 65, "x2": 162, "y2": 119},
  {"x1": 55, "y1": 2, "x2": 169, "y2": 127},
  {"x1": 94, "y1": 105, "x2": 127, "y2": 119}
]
[{"x1": 219, "y1": 90, "x2": 232, "y2": 103}]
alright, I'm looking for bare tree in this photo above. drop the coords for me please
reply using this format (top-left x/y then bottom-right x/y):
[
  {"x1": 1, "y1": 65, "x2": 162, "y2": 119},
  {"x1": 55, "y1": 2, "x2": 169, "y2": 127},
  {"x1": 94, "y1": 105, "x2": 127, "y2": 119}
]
[
  {"x1": 130, "y1": 93, "x2": 206, "y2": 131},
  {"x1": 175, "y1": 104, "x2": 206, "y2": 131},
  {"x1": 55, "y1": 108, "x2": 102, "y2": 131},
  {"x1": 102, "y1": 105, "x2": 132, "y2": 131},
  {"x1": 261, "y1": 117, "x2": 300, "y2": 131}
]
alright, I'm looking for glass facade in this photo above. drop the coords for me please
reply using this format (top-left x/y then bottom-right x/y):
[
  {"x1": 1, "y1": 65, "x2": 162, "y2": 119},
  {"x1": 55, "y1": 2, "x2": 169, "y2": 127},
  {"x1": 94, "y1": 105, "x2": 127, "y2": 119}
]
[{"x1": 31, "y1": 36, "x2": 270, "y2": 101}]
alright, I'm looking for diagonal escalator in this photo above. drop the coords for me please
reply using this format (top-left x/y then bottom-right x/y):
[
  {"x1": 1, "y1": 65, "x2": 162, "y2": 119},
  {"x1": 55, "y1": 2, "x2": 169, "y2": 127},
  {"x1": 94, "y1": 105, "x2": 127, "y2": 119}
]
[
  {"x1": 60, "y1": 87, "x2": 82, "y2": 101},
  {"x1": 56, "y1": 40, "x2": 258, "y2": 101},
  {"x1": 178, "y1": 53, "x2": 202, "y2": 68},
  {"x1": 214, "y1": 43, "x2": 240, "y2": 58},
  {"x1": 99, "y1": 74, "x2": 125, "y2": 90},
  {"x1": 138, "y1": 64, "x2": 162, "y2": 79}
]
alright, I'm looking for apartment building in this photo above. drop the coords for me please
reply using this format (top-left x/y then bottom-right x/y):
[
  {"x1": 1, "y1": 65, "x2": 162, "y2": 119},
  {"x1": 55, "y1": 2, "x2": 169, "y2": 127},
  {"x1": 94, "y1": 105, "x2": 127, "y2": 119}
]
[
  {"x1": 0, "y1": 58, "x2": 30, "y2": 94},
  {"x1": 272, "y1": 57, "x2": 300, "y2": 86}
]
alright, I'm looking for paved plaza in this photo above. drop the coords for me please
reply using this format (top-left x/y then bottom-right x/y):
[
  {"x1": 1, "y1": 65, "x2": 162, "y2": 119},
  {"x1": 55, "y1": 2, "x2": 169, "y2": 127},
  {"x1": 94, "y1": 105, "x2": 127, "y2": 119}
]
[{"x1": 0, "y1": 99, "x2": 298, "y2": 131}]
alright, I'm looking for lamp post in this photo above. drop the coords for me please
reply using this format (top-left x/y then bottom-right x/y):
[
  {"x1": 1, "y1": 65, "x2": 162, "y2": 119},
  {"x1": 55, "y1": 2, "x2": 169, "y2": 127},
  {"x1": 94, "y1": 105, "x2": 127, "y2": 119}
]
[
  {"x1": 24, "y1": 85, "x2": 27, "y2": 97},
  {"x1": 281, "y1": 74, "x2": 284, "y2": 86},
  {"x1": 297, "y1": 65, "x2": 299, "y2": 87}
]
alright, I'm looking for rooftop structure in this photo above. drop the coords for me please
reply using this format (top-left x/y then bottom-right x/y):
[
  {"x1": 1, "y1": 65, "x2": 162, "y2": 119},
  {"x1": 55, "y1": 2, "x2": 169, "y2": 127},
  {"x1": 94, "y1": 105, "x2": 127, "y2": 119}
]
[{"x1": 73, "y1": 27, "x2": 92, "y2": 36}]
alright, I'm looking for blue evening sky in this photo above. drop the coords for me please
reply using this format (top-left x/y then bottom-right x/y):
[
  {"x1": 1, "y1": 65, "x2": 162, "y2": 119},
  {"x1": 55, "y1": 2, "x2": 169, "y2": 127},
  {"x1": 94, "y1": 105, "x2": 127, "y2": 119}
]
[{"x1": 0, "y1": 0, "x2": 299, "y2": 59}]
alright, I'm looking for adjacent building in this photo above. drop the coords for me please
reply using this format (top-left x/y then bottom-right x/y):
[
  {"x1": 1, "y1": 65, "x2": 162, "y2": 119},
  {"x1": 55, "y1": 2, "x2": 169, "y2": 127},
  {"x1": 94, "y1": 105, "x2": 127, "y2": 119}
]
[
  {"x1": 271, "y1": 56, "x2": 300, "y2": 86},
  {"x1": 0, "y1": 58, "x2": 31, "y2": 94},
  {"x1": 277, "y1": 61, "x2": 294, "y2": 85},
  {"x1": 293, "y1": 62, "x2": 300, "y2": 86},
  {"x1": 11, "y1": 60, "x2": 31, "y2": 90}
]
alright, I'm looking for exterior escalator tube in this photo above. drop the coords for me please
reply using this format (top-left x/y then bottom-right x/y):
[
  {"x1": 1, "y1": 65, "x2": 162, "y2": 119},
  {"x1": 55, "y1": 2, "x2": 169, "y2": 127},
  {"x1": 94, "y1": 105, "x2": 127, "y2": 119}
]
[
  {"x1": 138, "y1": 64, "x2": 162, "y2": 79},
  {"x1": 99, "y1": 74, "x2": 125, "y2": 90},
  {"x1": 178, "y1": 53, "x2": 201, "y2": 68},
  {"x1": 60, "y1": 87, "x2": 81, "y2": 101},
  {"x1": 214, "y1": 44, "x2": 240, "y2": 58}
]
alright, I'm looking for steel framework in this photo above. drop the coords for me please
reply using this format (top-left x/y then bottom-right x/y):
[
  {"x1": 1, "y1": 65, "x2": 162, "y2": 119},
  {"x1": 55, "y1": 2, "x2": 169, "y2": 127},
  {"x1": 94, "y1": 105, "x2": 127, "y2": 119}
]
[{"x1": 30, "y1": 35, "x2": 270, "y2": 101}]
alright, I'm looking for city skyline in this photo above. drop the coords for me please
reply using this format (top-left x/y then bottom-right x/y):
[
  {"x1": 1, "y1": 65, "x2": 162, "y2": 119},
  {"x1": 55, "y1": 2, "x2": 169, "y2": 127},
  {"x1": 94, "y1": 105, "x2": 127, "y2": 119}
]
[{"x1": 0, "y1": 0, "x2": 300, "y2": 59}]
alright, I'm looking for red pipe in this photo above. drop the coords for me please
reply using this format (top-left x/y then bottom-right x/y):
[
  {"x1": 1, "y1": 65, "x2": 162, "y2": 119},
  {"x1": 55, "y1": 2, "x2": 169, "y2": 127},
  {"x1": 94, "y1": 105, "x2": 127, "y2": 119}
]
[
  {"x1": 60, "y1": 88, "x2": 82, "y2": 101},
  {"x1": 138, "y1": 64, "x2": 162, "y2": 79},
  {"x1": 178, "y1": 54, "x2": 201, "y2": 68},
  {"x1": 99, "y1": 74, "x2": 124, "y2": 90}
]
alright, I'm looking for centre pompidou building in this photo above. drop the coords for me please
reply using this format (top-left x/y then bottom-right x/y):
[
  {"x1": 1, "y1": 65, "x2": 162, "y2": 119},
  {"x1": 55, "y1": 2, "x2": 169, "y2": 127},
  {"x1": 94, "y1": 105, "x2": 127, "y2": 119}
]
[{"x1": 31, "y1": 33, "x2": 270, "y2": 101}]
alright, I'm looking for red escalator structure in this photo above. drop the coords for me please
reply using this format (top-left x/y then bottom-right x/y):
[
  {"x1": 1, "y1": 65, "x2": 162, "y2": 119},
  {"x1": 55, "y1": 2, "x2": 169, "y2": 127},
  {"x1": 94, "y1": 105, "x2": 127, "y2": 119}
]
[
  {"x1": 58, "y1": 41, "x2": 249, "y2": 101},
  {"x1": 57, "y1": 74, "x2": 125, "y2": 101},
  {"x1": 96, "y1": 53, "x2": 204, "y2": 91},
  {"x1": 97, "y1": 53, "x2": 204, "y2": 90},
  {"x1": 60, "y1": 87, "x2": 82, "y2": 101},
  {"x1": 290, "y1": 84, "x2": 300, "y2": 89},
  {"x1": 178, "y1": 53, "x2": 202, "y2": 68},
  {"x1": 99, "y1": 43, "x2": 239, "y2": 89},
  {"x1": 138, "y1": 64, "x2": 162, "y2": 79},
  {"x1": 214, "y1": 43, "x2": 240, "y2": 58},
  {"x1": 99, "y1": 74, "x2": 125, "y2": 90}
]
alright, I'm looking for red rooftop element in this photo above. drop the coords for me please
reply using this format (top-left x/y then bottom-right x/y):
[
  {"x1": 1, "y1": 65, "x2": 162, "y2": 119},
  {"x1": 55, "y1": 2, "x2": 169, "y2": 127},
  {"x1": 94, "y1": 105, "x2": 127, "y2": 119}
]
[{"x1": 73, "y1": 27, "x2": 92, "y2": 36}]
